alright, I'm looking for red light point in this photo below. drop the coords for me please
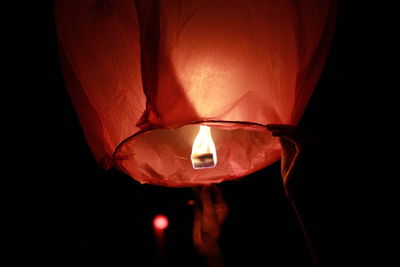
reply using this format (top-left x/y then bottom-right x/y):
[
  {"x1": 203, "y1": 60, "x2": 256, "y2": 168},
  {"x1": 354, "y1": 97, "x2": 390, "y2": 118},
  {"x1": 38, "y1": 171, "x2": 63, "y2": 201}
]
[{"x1": 153, "y1": 214, "x2": 169, "y2": 230}]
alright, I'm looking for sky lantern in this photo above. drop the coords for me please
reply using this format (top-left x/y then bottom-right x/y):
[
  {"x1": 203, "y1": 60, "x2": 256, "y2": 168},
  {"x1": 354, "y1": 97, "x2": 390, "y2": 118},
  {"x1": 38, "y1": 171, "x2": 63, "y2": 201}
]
[{"x1": 55, "y1": 0, "x2": 336, "y2": 187}]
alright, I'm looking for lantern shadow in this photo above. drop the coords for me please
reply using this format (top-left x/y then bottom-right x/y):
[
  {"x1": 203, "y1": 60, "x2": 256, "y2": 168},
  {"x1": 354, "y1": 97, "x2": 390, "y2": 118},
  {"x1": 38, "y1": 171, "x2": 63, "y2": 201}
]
[{"x1": 135, "y1": 0, "x2": 200, "y2": 129}]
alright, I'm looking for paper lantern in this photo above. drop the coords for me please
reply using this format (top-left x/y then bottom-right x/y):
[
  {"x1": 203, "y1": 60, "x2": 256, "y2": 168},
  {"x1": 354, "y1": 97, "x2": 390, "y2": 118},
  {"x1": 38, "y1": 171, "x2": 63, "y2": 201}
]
[{"x1": 55, "y1": 0, "x2": 336, "y2": 187}]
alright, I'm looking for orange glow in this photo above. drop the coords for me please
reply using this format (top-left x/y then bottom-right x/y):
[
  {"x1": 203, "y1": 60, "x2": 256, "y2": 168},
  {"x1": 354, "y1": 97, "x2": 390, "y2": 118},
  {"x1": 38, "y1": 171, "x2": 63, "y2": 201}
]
[
  {"x1": 56, "y1": 0, "x2": 336, "y2": 187},
  {"x1": 191, "y1": 126, "x2": 217, "y2": 169},
  {"x1": 153, "y1": 214, "x2": 169, "y2": 230}
]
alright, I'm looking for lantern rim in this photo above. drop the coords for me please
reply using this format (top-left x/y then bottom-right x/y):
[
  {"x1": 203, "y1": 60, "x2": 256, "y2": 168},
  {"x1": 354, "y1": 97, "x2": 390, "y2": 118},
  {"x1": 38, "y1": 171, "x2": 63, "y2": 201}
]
[
  {"x1": 113, "y1": 120, "x2": 269, "y2": 165},
  {"x1": 112, "y1": 120, "x2": 279, "y2": 187}
]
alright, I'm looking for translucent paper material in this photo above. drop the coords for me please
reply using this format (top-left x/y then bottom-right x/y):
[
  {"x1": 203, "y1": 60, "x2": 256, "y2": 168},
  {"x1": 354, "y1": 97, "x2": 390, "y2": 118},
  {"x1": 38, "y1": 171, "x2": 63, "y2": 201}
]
[{"x1": 56, "y1": 0, "x2": 336, "y2": 187}]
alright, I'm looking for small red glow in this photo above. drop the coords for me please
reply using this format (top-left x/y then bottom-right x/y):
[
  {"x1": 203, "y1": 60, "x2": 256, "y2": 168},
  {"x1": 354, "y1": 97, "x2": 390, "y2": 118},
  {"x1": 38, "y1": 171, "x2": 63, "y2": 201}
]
[{"x1": 153, "y1": 214, "x2": 169, "y2": 230}]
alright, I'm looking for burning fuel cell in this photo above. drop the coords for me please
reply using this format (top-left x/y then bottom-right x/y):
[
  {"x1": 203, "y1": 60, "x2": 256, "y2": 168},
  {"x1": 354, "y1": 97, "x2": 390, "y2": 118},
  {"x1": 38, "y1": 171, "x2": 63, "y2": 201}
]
[
  {"x1": 191, "y1": 153, "x2": 215, "y2": 169},
  {"x1": 191, "y1": 126, "x2": 217, "y2": 169}
]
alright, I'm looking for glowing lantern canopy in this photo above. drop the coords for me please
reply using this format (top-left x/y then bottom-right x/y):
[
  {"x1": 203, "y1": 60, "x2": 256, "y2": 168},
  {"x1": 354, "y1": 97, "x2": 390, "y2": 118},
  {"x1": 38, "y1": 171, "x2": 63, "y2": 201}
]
[{"x1": 55, "y1": 0, "x2": 336, "y2": 187}]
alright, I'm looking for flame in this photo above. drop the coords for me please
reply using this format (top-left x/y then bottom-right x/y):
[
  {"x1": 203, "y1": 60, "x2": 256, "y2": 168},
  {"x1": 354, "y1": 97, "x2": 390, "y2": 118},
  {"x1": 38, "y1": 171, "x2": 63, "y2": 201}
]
[{"x1": 191, "y1": 126, "x2": 217, "y2": 169}]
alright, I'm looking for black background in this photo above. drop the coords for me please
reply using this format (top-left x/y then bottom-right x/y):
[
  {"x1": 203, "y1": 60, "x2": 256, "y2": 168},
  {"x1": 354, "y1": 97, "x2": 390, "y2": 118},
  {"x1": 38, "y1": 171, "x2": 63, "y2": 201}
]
[{"x1": 6, "y1": 1, "x2": 399, "y2": 266}]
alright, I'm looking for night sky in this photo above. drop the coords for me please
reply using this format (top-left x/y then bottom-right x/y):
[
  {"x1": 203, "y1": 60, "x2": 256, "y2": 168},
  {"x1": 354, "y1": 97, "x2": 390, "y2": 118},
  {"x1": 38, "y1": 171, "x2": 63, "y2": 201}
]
[{"x1": 7, "y1": 1, "x2": 399, "y2": 266}]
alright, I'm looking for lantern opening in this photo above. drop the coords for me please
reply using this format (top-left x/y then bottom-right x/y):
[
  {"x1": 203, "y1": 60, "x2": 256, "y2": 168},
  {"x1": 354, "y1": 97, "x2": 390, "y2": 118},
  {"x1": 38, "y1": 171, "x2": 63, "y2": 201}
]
[
  {"x1": 114, "y1": 122, "x2": 280, "y2": 187},
  {"x1": 191, "y1": 126, "x2": 217, "y2": 169}
]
